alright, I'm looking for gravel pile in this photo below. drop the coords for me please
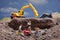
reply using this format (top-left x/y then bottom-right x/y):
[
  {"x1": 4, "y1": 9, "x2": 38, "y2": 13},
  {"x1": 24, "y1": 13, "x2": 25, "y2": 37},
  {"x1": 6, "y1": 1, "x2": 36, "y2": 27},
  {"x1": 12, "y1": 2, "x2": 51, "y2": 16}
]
[{"x1": 0, "y1": 18, "x2": 60, "y2": 40}]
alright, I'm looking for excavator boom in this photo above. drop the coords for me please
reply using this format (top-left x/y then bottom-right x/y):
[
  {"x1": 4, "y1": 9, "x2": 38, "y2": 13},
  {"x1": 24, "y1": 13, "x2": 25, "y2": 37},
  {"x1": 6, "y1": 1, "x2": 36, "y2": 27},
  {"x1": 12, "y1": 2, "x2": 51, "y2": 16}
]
[
  {"x1": 29, "y1": 3, "x2": 38, "y2": 17},
  {"x1": 18, "y1": 5, "x2": 30, "y2": 16}
]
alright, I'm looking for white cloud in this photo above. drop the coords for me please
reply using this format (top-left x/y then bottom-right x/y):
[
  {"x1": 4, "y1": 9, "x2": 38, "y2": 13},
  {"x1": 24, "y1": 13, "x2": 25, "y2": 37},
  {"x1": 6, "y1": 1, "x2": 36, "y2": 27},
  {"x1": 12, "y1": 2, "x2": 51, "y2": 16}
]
[
  {"x1": 0, "y1": 7, "x2": 18, "y2": 13},
  {"x1": 52, "y1": 12, "x2": 60, "y2": 14},
  {"x1": 28, "y1": 0, "x2": 48, "y2": 5},
  {"x1": 9, "y1": 2, "x2": 19, "y2": 5}
]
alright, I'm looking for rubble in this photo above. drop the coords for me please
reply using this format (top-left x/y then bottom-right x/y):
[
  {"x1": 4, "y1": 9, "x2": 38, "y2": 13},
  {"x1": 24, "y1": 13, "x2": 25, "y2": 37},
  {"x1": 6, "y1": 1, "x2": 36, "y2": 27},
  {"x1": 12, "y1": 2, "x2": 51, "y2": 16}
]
[{"x1": 0, "y1": 18, "x2": 60, "y2": 40}]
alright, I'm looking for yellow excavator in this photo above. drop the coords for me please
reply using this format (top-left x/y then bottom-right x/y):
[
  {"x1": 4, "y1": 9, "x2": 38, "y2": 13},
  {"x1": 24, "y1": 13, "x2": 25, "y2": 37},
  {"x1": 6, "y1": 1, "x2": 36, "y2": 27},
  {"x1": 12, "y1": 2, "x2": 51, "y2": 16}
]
[{"x1": 11, "y1": 3, "x2": 38, "y2": 19}]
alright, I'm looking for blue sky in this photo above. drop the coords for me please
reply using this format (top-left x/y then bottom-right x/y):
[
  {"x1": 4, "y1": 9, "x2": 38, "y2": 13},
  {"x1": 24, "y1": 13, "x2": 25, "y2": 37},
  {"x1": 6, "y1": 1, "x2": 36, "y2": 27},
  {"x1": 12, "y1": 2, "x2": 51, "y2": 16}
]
[{"x1": 0, "y1": 0, "x2": 60, "y2": 19}]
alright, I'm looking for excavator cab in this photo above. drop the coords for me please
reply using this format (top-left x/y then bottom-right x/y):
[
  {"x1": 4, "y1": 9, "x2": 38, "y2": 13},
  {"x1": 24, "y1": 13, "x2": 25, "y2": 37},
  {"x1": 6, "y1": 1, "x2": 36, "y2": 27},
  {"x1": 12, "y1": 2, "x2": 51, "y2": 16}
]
[
  {"x1": 11, "y1": 3, "x2": 38, "y2": 19},
  {"x1": 18, "y1": 11, "x2": 24, "y2": 15}
]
